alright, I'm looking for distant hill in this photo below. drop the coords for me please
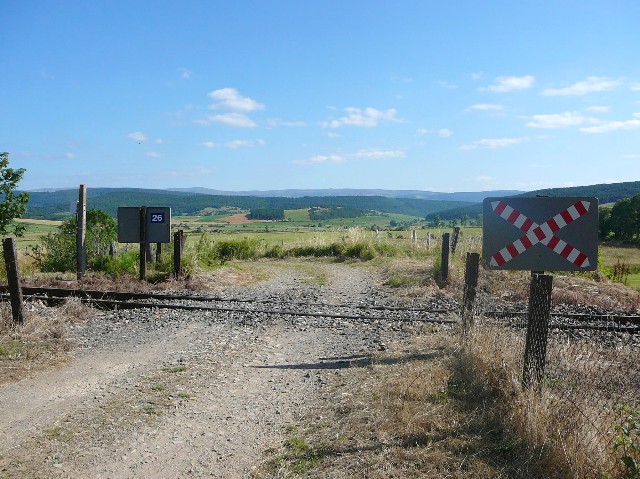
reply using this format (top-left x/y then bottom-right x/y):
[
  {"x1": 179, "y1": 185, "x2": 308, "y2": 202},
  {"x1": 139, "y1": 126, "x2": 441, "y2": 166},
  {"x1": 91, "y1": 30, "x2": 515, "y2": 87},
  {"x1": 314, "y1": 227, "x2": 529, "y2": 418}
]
[
  {"x1": 428, "y1": 181, "x2": 640, "y2": 221},
  {"x1": 169, "y1": 187, "x2": 523, "y2": 203},
  {"x1": 22, "y1": 182, "x2": 640, "y2": 221},
  {"x1": 22, "y1": 188, "x2": 472, "y2": 220}
]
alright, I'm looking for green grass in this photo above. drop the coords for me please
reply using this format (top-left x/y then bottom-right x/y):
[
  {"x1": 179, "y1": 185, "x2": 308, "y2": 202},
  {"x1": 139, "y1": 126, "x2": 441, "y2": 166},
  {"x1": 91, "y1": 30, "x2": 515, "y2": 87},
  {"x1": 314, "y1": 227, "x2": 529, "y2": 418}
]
[
  {"x1": 599, "y1": 242, "x2": 640, "y2": 287},
  {"x1": 284, "y1": 208, "x2": 310, "y2": 221},
  {"x1": 14, "y1": 220, "x2": 61, "y2": 249},
  {"x1": 0, "y1": 339, "x2": 26, "y2": 359}
]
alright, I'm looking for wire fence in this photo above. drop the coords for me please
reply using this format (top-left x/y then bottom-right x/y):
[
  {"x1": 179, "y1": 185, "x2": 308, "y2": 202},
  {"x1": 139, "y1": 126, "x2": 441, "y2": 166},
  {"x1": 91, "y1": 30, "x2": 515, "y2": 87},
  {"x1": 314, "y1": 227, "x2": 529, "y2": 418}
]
[{"x1": 460, "y1": 254, "x2": 639, "y2": 478}]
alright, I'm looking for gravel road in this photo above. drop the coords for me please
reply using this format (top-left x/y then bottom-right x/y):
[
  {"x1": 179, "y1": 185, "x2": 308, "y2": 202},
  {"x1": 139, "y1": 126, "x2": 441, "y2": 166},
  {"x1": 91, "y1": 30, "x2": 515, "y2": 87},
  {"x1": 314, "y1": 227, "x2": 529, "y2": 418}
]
[{"x1": 0, "y1": 262, "x2": 454, "y2": 478}]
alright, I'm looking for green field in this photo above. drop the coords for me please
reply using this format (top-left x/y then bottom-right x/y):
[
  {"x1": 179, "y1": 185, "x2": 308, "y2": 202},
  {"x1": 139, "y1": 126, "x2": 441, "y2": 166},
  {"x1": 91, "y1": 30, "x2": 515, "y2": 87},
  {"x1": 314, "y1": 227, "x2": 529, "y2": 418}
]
[
  {"x1": 13, "y1": 220, "x2": 62, "y2": 249},
  {"x1": 598, "y1": 242, "x2": 640, "y2": 287},
  {"x1": 11, "y1": 216, "x2": 639, "y2": 289}
]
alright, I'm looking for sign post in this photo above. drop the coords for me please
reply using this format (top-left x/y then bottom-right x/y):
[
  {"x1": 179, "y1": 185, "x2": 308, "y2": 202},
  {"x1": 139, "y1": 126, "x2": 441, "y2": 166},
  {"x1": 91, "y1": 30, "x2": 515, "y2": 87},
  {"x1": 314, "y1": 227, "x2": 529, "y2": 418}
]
[
  {"x1": 76, "y1": 185, "x2": 87, "y2": 279},
  {"x1": 482, "y1": 197, "x2": 598, "y2": 388},
  {"x1": 118, "y1": 206, "x2": 171, "y2": 281}
]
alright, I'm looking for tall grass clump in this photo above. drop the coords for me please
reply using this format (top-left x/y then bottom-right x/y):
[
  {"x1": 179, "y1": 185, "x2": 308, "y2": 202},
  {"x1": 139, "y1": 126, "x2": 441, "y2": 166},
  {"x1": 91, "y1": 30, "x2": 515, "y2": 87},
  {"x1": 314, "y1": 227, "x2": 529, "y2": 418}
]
[
  {"x1": 0, "y1": 299, "x2": 94, "y2": 384},
  {"x1": 194, "y1": 234, "x2": 262, "y2": 266},
  {"x1": 458, "y1": 323, "x2": 640, "y2": 478}
]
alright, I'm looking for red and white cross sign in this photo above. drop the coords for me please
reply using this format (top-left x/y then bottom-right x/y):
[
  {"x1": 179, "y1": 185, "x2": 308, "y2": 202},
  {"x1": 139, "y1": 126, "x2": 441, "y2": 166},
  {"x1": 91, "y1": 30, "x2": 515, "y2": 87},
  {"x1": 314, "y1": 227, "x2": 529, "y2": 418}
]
[{"x1": 482, "y1": 197, "x2": 598, "y2": 271}]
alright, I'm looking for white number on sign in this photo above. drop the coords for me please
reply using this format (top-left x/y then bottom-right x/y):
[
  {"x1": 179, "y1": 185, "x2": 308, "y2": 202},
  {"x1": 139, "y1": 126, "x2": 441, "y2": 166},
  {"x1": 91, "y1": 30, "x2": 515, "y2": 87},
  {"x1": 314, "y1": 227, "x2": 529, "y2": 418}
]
[{"x1": 151, "y1": 214, "x2": 164, "y2": 223}]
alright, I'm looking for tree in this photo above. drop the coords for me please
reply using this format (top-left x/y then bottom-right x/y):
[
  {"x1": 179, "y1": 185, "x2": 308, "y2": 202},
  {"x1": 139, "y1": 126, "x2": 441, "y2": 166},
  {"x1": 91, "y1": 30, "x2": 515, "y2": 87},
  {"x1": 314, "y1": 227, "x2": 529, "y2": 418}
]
[
  {"x1": 605, "y1": 194, "x2": 640, "y2": 240},
  {"x1": 31, "y1": 209, "x2": 117, "y2": 272},
  {"x1": 0, "y1": 152, "x2": 29, "y2": 236},
  {"x1": 598, "y1": 206, "x2": 612, "y2": 239}
]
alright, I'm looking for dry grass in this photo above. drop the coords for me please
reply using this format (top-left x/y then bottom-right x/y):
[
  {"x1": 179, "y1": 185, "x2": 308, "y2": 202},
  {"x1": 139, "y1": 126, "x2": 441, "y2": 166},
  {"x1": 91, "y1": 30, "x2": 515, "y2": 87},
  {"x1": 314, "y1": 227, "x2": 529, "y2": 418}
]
[
  {"x1": 255, "y1": 327, "x2": 556, "y2": 478},
  {"x1": 0, "y1": 298, "x2": 94, "y2": 384},
  {"x1": 462, "y1": 323, "x2": 639, "y2": 478},
  {"x1": 256, "y1": 318, "x2": 638, "y2": 478}
]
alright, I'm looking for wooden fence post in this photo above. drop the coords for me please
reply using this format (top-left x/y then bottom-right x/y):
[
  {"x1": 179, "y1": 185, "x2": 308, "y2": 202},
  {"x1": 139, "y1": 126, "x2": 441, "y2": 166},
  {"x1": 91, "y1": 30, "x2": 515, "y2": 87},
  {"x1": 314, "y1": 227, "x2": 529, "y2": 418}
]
[
  {"x1": 3, "y1": 238, "x2": 25, "y2": 324},
  {"x1": 146, "y1": 243, "x2": 153, "y2": 264},
  {"x1": 451, "y1": 226, "x2": 461, "y2": 254},
  {"x1": 440, "y1": 232, "x2": 450, "y2": 284},
  {"x1": 462, "y1": 252, "x2": 480, "y2": 337},
  {"x1": 173, "y1": 230, "x2": 185, "y2": 279},
  {"x1": 155, "y1": 243, "x2": 162, "y2": 263},
  {"x1": 76, "y1": 184, "x2": 87, "y2": 279},
  {"x1": 139, "y1": 206, "x2": 147, "y2": 281},
  {"x1": 522, "y1": 273, "x2": 553, "y2": 388}
]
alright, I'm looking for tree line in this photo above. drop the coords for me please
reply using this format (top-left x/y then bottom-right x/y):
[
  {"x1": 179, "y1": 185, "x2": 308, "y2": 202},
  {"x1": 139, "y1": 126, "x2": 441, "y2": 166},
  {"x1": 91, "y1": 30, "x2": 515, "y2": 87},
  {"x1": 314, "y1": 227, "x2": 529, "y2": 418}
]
[{"x1": 599, "y1": 193, "x2": 640, "y2": 240}]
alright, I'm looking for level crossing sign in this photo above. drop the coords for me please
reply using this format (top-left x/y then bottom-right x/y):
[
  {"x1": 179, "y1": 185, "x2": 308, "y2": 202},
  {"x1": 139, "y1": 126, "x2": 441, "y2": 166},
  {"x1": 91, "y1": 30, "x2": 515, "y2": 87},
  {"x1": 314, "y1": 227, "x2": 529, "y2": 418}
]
[{"x1": 482, "y1": 197, "x2": 598, "y2": 271}]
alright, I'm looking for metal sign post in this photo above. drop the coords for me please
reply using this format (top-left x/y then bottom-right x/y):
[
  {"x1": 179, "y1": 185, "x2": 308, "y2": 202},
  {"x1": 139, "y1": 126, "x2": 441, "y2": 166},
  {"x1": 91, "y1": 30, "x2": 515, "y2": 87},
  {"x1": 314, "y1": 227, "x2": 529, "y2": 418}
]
[
  {"x1": 482, "y1": 196, "x2": 599, "y2": 388},
  {"x1": 117, "y1": 206, "x2": 172, "y2": 281}
]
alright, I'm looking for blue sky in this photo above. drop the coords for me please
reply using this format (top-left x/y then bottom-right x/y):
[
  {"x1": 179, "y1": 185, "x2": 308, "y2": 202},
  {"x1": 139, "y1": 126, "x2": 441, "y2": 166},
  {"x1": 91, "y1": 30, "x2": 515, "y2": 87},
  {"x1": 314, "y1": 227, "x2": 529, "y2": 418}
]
[{"x1": 2, "y1": 1, "x2": 640, "y2": 192}]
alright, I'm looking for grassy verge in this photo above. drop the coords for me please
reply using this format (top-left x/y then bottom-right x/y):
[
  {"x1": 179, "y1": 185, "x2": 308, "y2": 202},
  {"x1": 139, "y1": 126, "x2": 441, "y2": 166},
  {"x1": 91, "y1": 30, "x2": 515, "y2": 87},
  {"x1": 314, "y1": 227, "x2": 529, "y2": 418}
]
[
  {"x1": 255, "y1": 328, "x2": 552, "y2": 478},
  {"x1": 256, "y1": 321, "x2": 639, "y2": 479},
  {"x1": 0, "y1": 299, "x2": 93, "y2": 384}
]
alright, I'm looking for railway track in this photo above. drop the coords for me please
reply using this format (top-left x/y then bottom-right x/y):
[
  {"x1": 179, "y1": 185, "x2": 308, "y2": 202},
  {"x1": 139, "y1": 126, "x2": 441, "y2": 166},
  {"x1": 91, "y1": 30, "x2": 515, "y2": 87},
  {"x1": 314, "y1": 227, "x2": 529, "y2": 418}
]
[{"x1": 1, "y1": 285, "x2": 639, "y2": 334}]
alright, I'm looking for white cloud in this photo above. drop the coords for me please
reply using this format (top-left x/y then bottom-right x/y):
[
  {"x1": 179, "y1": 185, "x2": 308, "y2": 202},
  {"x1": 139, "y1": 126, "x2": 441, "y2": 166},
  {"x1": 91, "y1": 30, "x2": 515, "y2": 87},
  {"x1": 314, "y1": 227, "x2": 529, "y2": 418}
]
[
  {"x1": 265, "y1": 118, "x2": 307, "y2": 127},
  {"x1": 225, "y1": 139, "x2": 265, "y2": 149},
  {"x1": 292, "y1": 155, "x2": 344, "y2": 165},
  {"x1": 164, "y1": 167, "x2": 215, "y2": 178},
  {"x1": 585, "y1": 106, "x2": 611, "y2": 113},
  {"x1": 526, "y1": 112, "x2": 596, "y2": 128},
  {"x1": 321, "y1": 107, "x2": 400, "y2": 128},
  {"x1": 145, "y1": 152, "x2": 161, "y2": 158},
  {"x1": 202, "y1": 141, "x2": 218, "y2": 148},
  {"x1": 468, "y1": 103, "x2": 503, "y2": 111},
  {"x1": 208, "y1": 88, "x2": 264, "y2": 111},
  {"x1": 436, "y1": 80, "x2": 458, "y2": 89},
  {"x1": 417, "y1": 128, "x2": 453, "y2": 137},
  {"x1": 179, "y1": 68, "x2": 192, "y2": 80},
  {"x1": 127, "y1": 131, "x2": 148, "y2": 142},
  {"x1": 207, "y1": 113, "x2": 257, "y2": 128},
  {"x1": 155, "y1": 138, "x2": 164, "y2": 145},
  {"x1": 353, "y1": 149, "x2": 405, "y2": 159},
  {"x1": 631, "y1": 83, "x2": 640, "y2": 91},
  {"x1": 622, "y1": 154, "x2": 640, "y2": 159},
  {"x1": 461, "y1": 137, "x2": 529, "y2": 150},
  {"x1": 66, "y1": 152, "x2": 77, "y2": 159},
  {"x1": 484, "y1": 75, "x2": 535, "y2": 93},
  {"x1": 391, "y1": 75, "x2": 413, "y2": 84},
  {"x1": 471, "y1": 72, "x2": 483, "y2": 81},
  {"x1": 580, "y1": 117, "x2": 640, "y2": 133},
  {"x1": 541, "y1": 76, "x2": 622, "y2": 96}
]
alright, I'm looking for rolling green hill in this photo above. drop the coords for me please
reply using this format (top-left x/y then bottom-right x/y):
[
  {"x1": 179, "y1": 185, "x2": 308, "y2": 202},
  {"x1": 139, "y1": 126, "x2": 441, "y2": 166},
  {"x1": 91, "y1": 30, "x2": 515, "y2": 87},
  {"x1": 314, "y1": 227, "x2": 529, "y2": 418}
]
[
  {"x1": 23, "y1": 181, "x2": 640, "y2": 222},
  {"x1": 22, "y1": 188, "x2": 471, "y2": 220},
  {"x1": 427, "y1": 181, "x2": 640, "y2": 221}
]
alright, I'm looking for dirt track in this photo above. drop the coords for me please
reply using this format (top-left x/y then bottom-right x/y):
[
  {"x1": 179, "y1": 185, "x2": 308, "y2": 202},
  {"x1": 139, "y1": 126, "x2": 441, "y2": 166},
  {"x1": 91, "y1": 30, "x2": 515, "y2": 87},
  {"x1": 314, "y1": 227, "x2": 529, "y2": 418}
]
[{"x1": 0, "y1": 262, "x2": 434, "y2": 478}]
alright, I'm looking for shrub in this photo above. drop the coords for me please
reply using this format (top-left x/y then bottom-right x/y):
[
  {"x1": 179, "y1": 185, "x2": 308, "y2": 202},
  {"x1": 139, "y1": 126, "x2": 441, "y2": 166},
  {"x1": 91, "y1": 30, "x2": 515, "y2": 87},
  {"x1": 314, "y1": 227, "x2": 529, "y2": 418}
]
[{"x1": 30, "y1": 209, "x2": 117, "y2": 272}]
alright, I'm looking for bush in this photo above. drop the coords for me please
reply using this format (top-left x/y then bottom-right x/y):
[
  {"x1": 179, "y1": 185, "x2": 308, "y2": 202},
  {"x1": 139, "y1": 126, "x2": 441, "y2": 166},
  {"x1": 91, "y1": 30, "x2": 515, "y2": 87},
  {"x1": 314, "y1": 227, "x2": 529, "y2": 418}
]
[
  {"x1": 194, "y1": 235, "x2": 262, "y2": 266},
  {"x1": 90, "y1": 252, "x2": 138, "y2": 278},
  {"x1": 30, "y1": 209, "x2": 117, "y2": 273}
]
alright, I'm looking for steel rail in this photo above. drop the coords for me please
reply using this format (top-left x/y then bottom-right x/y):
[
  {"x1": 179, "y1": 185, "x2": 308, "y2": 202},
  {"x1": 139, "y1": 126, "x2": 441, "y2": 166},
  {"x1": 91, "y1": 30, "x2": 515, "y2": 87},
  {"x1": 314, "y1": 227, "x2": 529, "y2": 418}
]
[
  {"x1": 3, "y1": 286, "x2": 639, "y2": 323},
  {"x1": 12, "y1": 293, "x2": 458, "y2": 325},
  {"x1": 2, "y1": 286, "x2": 638, "y2": 331},
  {"x1": 0, "y1": 286, "x2": 449, "y2": 314}
]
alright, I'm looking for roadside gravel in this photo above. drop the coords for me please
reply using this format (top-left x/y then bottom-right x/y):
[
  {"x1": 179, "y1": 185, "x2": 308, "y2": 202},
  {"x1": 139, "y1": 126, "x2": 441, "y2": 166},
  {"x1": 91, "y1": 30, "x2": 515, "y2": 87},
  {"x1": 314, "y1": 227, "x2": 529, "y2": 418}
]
[{"x1": 0, "y1": 261, "x2": 451, "y2": 478}]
